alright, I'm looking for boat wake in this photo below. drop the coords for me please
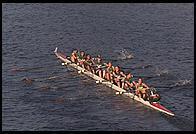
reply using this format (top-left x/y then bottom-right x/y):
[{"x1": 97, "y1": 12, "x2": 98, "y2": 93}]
[{"x1": 161, "y1": 114, "x2": 194, "y2": 131}]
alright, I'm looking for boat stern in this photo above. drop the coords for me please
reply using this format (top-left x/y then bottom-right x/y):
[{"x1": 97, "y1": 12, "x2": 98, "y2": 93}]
[{"x1": 54, "y1": 47, "x2": 58, "y2": 53}]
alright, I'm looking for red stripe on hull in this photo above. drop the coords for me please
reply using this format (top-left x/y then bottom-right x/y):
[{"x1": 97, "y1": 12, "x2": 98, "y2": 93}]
[
  {"x1": 57, "y1": 52, "x2": 67, "y2": 59},
  {"x1": 150, "y1": 102, "x2": 173, "y2": 114}
]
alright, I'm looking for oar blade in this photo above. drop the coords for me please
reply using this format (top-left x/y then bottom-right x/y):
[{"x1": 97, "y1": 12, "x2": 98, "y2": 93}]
[
  {"x1": 55, "y1": 97, "x2": 64, "y2": 101},
  {"x1": 40, "y1": 86, "x2": 48, "y2": 90},
  {"x1": 22, "y1": 77, "x2": 31, "y2": 83},
  {"x1": 11, "y1": 68, "x2": 20, "y2": 72}
]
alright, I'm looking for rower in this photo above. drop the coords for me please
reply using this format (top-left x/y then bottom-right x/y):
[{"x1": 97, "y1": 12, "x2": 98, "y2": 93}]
[
  {"x1": 112, "y1": 66, "x2": 126, "y2": 87},
  {"x1": 77, "y1": 51, "x2": 86, "y2": 68},
  {"x1": 70, "y1": 49, "x2": 78, "y2": 63},
  {"x1": 105, "y1": 61, "x2": 115, "y2": 82},
  {"x1": 135, "y1": 77, "x2": 150, "y2": 99},
  {"x1": 121, "y1": 73, "x2": 136, "y2": 90},
  {"x1": 94, "y1": 55, "x2": 107, "y2": 78},
  {"x1": 84, "y1": 54, "x2": 95, "y2": 74}
]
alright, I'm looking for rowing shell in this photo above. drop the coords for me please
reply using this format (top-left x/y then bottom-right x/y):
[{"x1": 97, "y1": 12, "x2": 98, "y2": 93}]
[{"x1": 54, "y1": 47, "x2": 174, "y2": 116}]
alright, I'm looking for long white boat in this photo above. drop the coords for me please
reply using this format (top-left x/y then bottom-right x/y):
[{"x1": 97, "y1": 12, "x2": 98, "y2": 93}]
[{"x1": 54, "y1": 47, "x2": 174, "y2": 116}]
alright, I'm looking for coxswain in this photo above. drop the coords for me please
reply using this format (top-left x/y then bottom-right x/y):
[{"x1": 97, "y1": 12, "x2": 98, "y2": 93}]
[
  {"x1": 145, "y1": 88, "x2": 161, "y2": 102},
  {"x1": 135, "y1": 77, "x2": 150, "y2": 99}
]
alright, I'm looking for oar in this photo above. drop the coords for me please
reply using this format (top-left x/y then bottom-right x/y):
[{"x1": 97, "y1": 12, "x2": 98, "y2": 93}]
[
  {"x1": 22, "y1": 73, "x2": 68, "y2": 82},
  {"x1": 153, "y1": 83, "x2": 192, "y2": 89},
  {"x1": 11, "y1": 61, "x2": 61, "y2": 72},
  {"x1": 40, "y1": 83, "x2": 79, "y2": 90},
  {"x1": 152, "y1": 86, "x2": 174, "y2": 89},
  {"x1": 115, "y1": 91, "x2": 136, "y2": 100},
  {"x1": 149, "y1": 83, "x2": 189, "y2": 89},
  {"x1": 40, "y1": 82, "x2": 92, "y2": 90},
  {"x1": 102, "y1": 56, "x2": 133, "y2": 62},
  {"x1": 132, "y1": 75, "x2": 156, "y2": 78},
  {"x1": 132, "y1": 73, "x2": 168, "y2": 78},
  {"x1": 121, "y1": 64, "x2": 152, "y2": 70},
  {"x1": 102, "y1": 58, "x2": 118, "y2": 62}
]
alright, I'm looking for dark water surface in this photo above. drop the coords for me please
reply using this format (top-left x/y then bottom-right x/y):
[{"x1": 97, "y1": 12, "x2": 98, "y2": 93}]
[{"x1": 2, "y1": 3, "x2": 194, "y2": 131}]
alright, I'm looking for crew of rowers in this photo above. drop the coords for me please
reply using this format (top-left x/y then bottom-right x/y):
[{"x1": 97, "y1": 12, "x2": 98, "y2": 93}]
[{"x1": 70, "y1": 49, "x2": 160, "y2": 102}]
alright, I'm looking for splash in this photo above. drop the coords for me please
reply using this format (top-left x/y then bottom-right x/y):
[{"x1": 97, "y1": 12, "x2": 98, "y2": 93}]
[
  {"x1": 171, "y1": 79, "x2": 192, "y2": 87},
  {"x1": 155, "y1": 67, "x2": 169, "y2": 77},
  {"x1": 115, "y1": 48, "x2": 133, "y2": 60}
]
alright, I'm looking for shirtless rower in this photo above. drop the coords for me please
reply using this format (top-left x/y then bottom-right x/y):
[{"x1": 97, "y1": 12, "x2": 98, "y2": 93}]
[{"x1": 70, "y1": 49, "x2": 78, "y2": 63}]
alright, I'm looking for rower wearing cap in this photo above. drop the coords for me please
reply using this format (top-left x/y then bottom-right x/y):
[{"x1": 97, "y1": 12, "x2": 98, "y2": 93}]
[
  {"x1": 121, "y1": 73, "x2": 136, "y2": 90},
  {"x1": 112, "y1": 66, "x2": 126, "y2": 87},
  {"x1": 77, "y1": 51, "x2": 86, "y2": 68},
  {"x1": 135, "y1": 77, "x2": 150, "y2": 99}
]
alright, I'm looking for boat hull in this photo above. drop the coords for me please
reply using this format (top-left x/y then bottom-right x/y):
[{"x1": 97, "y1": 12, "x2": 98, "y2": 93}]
[{"x1": 54, "y1": 47, "x2": 174, "y2": 116}]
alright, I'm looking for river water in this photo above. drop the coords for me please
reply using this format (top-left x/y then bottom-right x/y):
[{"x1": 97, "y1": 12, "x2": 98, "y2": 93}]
[{"x1": 2, "y1": 3, "x2": 194, "y2": 131}]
